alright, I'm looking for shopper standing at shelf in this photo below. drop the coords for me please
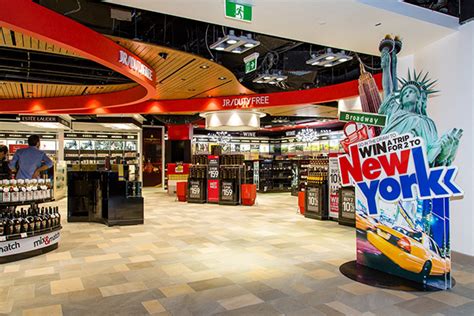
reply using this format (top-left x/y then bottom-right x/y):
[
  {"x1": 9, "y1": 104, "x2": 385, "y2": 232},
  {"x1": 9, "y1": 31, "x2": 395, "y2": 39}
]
[
  {"x1": 9, "y1": 135, "x2": 53, "y2": 179},
  {"x1": 0, "y1": 145, "x2": 10, "y2": 179}
]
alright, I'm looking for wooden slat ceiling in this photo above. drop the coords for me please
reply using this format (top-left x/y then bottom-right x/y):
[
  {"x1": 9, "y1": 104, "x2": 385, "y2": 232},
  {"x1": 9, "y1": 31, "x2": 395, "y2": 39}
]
[
  {"x1": 0, "y1": 82, "x2": 137, "y2": 99},
  {"x1": 0, "y1": 28, "x2": 253, "y2": 102},
  {"x1": 262, "y1": 104, "x2": 338, "y2": 118},
  {"x1": 0, "y1": 28, "x2": 137, "y2": 100},
  {"x1": 110, "y1": 36, "x2": 254, "y2": 100},
  {"x1": 0, "y1": 27, "x2": 79, "y2": 57}
]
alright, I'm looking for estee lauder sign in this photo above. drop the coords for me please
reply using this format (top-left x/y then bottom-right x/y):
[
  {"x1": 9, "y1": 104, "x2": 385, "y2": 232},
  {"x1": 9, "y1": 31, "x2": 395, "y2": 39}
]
[
  {"x1": 119, "y1": 50, "x2": 153, "y2": 81},
  {"x1": 222, "y1": 96, "x2": 270, "y2": 108},
  {"x1": 20, "y1": 115, "x2": 71, "y2": 128}
]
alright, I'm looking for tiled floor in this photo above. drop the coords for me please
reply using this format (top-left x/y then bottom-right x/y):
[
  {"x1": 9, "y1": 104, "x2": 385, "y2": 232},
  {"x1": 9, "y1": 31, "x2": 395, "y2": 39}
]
[{"x1": 1, "y1": 189, "x2": 473, "y2": 316}]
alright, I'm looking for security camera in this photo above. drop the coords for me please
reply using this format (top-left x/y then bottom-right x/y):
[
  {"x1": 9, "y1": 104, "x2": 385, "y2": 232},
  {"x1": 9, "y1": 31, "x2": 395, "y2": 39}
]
[{"x1": 159, "y1": 52, "x2": 168, "y2": 60}]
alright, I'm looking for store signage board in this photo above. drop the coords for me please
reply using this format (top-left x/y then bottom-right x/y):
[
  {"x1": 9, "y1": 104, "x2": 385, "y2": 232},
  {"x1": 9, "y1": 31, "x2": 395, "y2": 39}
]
[
  {"x1": 207, "y1": 156, "x2": 220, "y2": 203},
  {"x1": 20, "y1": 115, "x2": 71, "y2": 128},
  {"x1": 306, "y1": 186, "x2": 320, "y2": 214},
  {"x1": 189, "y1": 180, "x2": 202, "y2": 200},
  {"x1": 244, "y1": 53, "x2": 259, "y2": 74},
  {"x1": 0, "y1": 230, "x2": 60, "y2": 257},
  {"x1": 221, "y1": 181, "x2": 235, "y2": 201},
  {"x1": 225, "y1": 0, "x2": 252, "y2": 22},
  {"x1": 339, "y1": 187, "x2": 355, "y2": 220},
  {"x1": 339, "y1": 111, "x2": 386, "y2": 127},
  {"x1": 119, "y1": 50, "x2": 153, "y2": 81},
  {"x1": 338, "y1": 132, "x2": 462, "y2": 290},
  {"x1": 65, "y1": 133, "x2": 138, "y2": 140},
  {"x1": 222, "y1": 95, "x2": 270, "y2": 108},
  {"x1": 328, "y1": 154, "x2": 341, "y2": 219}
]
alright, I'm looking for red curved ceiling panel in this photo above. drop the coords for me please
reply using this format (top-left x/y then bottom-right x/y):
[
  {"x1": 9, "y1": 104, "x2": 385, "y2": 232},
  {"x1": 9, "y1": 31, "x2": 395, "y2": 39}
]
[{"x1": 0, "y1": 0, "x2": 156, "y2": 113}]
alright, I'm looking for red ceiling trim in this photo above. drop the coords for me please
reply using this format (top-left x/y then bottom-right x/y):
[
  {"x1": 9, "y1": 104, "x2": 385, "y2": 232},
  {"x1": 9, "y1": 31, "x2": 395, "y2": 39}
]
[
  {"x1": 0, "y1": 0, "x2": 156, "y2": 113},
  {"x1": 61, "y1": 73, "x2": 381, "y2": 114}
]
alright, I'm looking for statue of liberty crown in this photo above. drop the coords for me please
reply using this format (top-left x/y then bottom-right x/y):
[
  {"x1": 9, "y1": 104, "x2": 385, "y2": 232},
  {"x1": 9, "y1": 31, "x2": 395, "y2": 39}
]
[{"x1": 398, "y1": 69, "x2": 439, "y2": 96}]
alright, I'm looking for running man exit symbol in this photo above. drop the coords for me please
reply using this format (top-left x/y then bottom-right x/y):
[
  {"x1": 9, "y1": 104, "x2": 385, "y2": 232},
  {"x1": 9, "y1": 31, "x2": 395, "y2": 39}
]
[
  {"x1": 235, "y1": 4, "x2": 244, "y2": 19},
  {"x1": 225, "y1": 0, "x2": 253, "y2": 22}
]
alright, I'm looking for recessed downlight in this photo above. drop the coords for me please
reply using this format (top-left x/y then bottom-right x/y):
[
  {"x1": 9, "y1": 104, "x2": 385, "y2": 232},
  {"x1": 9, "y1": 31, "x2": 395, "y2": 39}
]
[
  {"x1": 227, "y1": 39, "x2": 237, "y2": 45},
  {"x1": 218, "y1": 77, "x2": 227, "y2": 80},
  {"x1": 200, "y1": 65, "x2": 209, "y2": 69},
  {"x1": 325, "y1": 55, "x2": 335, "y2": 60}
]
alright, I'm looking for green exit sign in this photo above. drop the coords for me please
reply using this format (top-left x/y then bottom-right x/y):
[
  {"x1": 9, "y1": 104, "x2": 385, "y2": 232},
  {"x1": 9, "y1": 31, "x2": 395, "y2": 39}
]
[
  {"x1": 225, "y1": 0, "x2": 252, "y2": 22},
  {"x1": 244, "y1": 52, "x2": 259, "y2": 74}
]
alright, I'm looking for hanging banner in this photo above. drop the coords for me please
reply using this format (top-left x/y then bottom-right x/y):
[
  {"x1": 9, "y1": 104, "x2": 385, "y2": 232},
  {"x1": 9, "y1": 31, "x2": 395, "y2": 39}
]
[{"x1": 328, "y1": 153, "x2": 341, "y2": 219}]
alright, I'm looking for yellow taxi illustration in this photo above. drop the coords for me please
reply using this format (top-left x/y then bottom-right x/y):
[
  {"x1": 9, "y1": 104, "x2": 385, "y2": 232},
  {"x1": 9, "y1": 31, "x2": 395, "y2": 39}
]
[
  {"x1": 356, "y1": 211, "x2": 378, "y2": 231},
  {"x1": 367, "y1": 225, "x2": 450, "y2": 276}
]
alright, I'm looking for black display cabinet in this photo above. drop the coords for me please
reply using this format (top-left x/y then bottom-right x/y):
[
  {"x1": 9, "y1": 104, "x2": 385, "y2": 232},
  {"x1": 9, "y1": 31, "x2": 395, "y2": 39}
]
[
  {"x1": 219, "y1": 165, "x2": 242, "y2": 205},
  {"x1": 338, "y1": 186, "x2": 356, "y2": 227},
  {"x1": 67, "y1": 171, "x2": 143, "y2": 226}
]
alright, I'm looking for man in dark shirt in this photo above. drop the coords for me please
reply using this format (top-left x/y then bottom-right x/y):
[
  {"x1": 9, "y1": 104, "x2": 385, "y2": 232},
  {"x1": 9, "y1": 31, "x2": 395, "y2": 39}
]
[
  {"x1": 0, "y1": 145, "x2": 10, "y2": 179},
  {"x1": 9, "y1": 135, "x2": 53, "y2": 179}
]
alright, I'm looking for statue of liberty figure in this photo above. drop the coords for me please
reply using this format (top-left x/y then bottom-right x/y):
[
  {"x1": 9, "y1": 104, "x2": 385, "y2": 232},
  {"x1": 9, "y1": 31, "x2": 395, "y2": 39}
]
[
  {"x1": 377, "y1": 35, "x2": 462, "y2": 167},
  {"x1": 355, "y1": 36, "x2": 464, "y2": 289}
]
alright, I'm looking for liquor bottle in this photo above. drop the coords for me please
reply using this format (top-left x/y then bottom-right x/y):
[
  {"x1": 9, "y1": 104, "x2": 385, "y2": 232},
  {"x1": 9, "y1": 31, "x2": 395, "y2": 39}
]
[
  {"x1": 13, "y1": 211, "x2": 22, "y2": 234},
  {"x1": 31, "y1": 179, "x2": 38, "y2": 200},
  {"x1": 26, "y1": 208, "x2": 34, "y2": 232},
  {"x1": 34, "y1": 207, "x2": 42, "y2": 231},
  {"x1": 0, "y1": 213, "x2": 5, "y2": 236},
  {"x1": 41, "y1": 207, "x2": 49, "y2": 229},
  {"x1": 55, "y1": 206, "x2": 61, "y2": 227},
  {"x1": 2, "y1": 179, "x2": 10, "y2": 203},
  {"x1": 4, "y1": 215, "x2": 12, "y2": 236}
]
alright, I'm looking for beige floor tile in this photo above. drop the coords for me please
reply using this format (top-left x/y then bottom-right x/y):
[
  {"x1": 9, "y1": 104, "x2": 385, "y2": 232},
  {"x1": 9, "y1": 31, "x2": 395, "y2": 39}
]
[
  {"x1": 291, "y1": 283, "x2": 313, "y2": 294},
  {"x1": 23, "y1": 304, "x2": 63, "y2": 316},
  {"x1": 427, "y1": 291, "x2": 473, "y2": 307},
  {"x1": 142, "y1": 300, "x2": 166, "y2": 314},
  {"x1": 161, "y1": 263, "x2": 193, "y2": 276},
  {"x1": 24, "y1": 267, "x2": 55, "y2": 277},
  {"x1": 84, "y1": 253, "x2": 121, "y2": 263},
  {"x1": 97, "y1": 243, "x2": 109, "y2": 249},
  {"x1": 306, "y1": 269, "x2": 338, "y2": 280},
  {"x1": 326, "y1": 301, "x2": 363, "y2": 316},
  {"x1": 4, "y1": 265, "x2": 20, "y2": 273},
  {"x1": 382, "y1": 289, "x2": 418, "y2": 300},
  {"x1": 159, "y1": 283, "x2": 195, "y2": 297},
  {"x1": 129, "y1": 255, "x2": 155, "y2": 263},
  {"x1": 339, "y1": 282, "x2": 378, "y2": 295},
  {"x1": 99, "y1": 281, "x2": 147, "y2": 297},
  {"x1": 51, "y1": 277, "x2": 85, "y2": 295},
  {"x1": 114, "y1": 264, "x2": 130, "y2": 272},
  {"x1": 218, "y1": 293, "x2": 264, "y2": 310},
  {"x1": 8, "y1": 284, "x2": 36, "y2": 300},
  {"x1": 46, "y1": 251, "x2": 72, "y2": 262},
  {"x1": 0, "y1": 300, "x2": 13, "y2": 314}
]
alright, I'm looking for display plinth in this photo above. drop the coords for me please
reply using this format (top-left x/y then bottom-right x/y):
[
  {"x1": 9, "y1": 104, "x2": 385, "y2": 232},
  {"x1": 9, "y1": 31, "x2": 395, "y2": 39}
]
[
  {"x1": 339, "y1": 260, "x2": 455, "y2": 292},
  {"x1": 0, "y1": 228, "x2": 61, "y2": 264}
]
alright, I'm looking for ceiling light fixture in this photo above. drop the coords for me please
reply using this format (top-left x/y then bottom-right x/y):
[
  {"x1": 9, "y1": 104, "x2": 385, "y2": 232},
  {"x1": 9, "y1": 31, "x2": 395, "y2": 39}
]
[
  {"x1": 306, "y1": 48, "x2": 353, "y2": 67},
  {"x1": 252, "y1": 72, "x2": 288, "y2": 84},
  {"x1": 210, "y1": 30, "x2": 260, "y2": 54},
  {"x1": 218, "y1": 76, "x2": 227, "y2": 80},
  {"x1": 200, "y1": 65, "x2": 209, "y2": 69},
  {"x1": 200, "y1": 111, "x2": 266, "y2": 131},
  {"x1": 296, "y1": 128, "x2": 318, "y2": 143}
]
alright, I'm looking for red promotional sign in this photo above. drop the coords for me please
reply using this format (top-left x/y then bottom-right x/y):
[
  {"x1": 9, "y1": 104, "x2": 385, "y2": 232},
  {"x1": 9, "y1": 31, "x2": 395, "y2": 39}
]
[
  {"x1": 207, "y1": 155, "x2": 219, "y2": 203},
  {"x1": 207, "y1": 180, "x2": 220, "y2": 203},
  {"x1": 9, "y1": 144, "x2": 28, "y2": 154}
]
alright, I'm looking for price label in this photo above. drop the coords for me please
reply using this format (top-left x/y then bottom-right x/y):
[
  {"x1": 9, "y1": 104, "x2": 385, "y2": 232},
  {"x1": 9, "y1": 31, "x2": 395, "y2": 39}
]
[
  {"x1": 306, "y1": 187, "x2": 320, "y2": 213},
  {"x1": 340, "y1": 188, "x2": 355, "y2": 219},
  {"x1": 20, "y1": 233, "x2": 28, "y2": 238},
  {"x1": 221, "y1": 182, "x2": 234, "y2": 201},
  {"x1": 189, "y1": 181, "x2": 202, "y2": 199}
]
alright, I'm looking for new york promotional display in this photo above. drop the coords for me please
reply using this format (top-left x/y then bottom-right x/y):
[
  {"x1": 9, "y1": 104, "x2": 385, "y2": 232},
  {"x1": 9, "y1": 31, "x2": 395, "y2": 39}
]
[{"x1": 338, "y1": 36, "x2": 463, "y2": 290}]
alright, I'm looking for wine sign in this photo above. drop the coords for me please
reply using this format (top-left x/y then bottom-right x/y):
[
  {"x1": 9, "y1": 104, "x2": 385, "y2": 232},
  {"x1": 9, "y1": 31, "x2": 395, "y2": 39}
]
[{"x1": 188, "y1": 180, "x2": 202, "y2": 200}]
